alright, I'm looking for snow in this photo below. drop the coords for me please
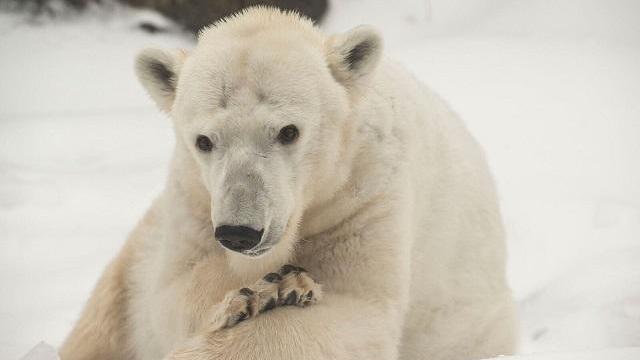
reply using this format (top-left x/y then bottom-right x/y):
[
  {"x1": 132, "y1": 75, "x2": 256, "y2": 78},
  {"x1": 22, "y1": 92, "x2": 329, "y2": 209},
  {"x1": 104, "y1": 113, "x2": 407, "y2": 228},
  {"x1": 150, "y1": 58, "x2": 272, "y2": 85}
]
[
  {"x1": 482, "y1": 347, "x2": 640, "y2": 360},
  {"x1": 19, "y1": 342, "x2": 59, "y2": 360},
  {"x1": 1, "y1": 1, "x2": 639, "y2": 359}
]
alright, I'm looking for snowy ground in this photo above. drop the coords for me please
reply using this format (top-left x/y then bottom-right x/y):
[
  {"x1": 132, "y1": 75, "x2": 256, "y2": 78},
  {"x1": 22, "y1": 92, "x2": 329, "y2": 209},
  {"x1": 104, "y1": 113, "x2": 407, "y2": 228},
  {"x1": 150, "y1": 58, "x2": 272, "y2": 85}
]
[{"x1": 1, "y1": 1, "x2": 639, "y2": 359}]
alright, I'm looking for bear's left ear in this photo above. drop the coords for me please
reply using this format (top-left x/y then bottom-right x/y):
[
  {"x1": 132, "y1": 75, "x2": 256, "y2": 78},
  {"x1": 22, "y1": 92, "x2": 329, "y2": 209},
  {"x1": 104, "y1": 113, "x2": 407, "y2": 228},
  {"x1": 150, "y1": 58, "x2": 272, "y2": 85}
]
[
  {"x1": 135, "y1": 48, "x2": 187, "y2": 113},
  {"x1": 326, "y1": 25, "x2": 383, "y2": 89}
]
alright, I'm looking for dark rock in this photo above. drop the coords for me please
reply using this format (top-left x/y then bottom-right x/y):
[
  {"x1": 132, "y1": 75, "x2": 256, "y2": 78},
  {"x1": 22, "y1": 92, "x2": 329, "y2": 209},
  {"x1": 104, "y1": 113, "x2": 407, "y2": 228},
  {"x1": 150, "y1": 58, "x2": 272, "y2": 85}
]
[
  {"x1": 123, "y1": 0, "x2": 329, "y2": 33},
  {"x1": 3, "y1": 0, "x2": 328, "y2": 34}
]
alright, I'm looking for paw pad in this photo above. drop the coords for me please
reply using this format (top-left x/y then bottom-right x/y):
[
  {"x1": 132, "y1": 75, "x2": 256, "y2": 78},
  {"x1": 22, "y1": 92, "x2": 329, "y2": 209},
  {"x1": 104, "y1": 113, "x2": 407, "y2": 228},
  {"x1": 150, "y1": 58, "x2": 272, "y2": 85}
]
[
  {"x1": 283, "y1": 290, "x2": 298, "y2": 305},
  {"x1": 263, "y1": 272, "x2": 283, "y2": 283},
  {"x1": 239, "y1": 287, "x2": 254, "y2": 297},
  {"x1": 279, "y1": 264, "x2": 300, "y2": 275},
  {"x1": 278, "y1": 264, "x2": 322, "y2": 307},
  {"x1": 260, "y1": 297, "x2": 277, "y2": 313}
]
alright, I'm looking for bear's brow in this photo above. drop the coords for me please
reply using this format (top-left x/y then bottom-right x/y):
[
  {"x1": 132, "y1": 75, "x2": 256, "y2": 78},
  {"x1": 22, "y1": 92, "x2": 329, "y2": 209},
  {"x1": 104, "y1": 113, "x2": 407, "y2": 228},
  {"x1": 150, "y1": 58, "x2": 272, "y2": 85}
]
[
  {"x1": 219, "y1": 83, "x2": 229, "y2": 108},
  {"x1": 256, "y1": 90, "x2": 266, "y2": 102},
  {"x1": 217, "y1": 81, "x2": 272, "y2": 107}
]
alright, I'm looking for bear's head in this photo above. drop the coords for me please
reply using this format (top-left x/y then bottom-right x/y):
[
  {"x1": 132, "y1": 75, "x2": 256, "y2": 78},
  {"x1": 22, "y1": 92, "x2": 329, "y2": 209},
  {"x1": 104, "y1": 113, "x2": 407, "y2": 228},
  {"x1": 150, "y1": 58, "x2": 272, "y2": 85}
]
[{"x1": 135, "y1": 7, "x2": 382, "y2": 260}]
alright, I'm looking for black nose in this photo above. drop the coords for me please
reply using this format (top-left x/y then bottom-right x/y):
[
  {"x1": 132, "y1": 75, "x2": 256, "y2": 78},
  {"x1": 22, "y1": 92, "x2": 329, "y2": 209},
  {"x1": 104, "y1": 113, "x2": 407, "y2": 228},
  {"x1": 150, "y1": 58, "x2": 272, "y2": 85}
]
[{"x1": 215, "y1": 225, "x2": 263, "y2": 252}]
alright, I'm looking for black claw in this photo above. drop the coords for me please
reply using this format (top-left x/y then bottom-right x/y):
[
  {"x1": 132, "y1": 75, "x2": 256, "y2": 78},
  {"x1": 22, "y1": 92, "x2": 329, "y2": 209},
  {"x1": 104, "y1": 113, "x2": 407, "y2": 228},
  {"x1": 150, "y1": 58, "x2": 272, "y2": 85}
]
[
  {"x1": 284, "y1": 290, "x2": 298, "y2": 305},
  {"x1": 263, "y1": 272, "x2": 283, "y2": 283},
  {"x1": 239, "y1": 287, "x2": 254, "y2": 297},
  {"x1": 237, "y1": 311, "x2": 248, "y2": 322},
  {"x1": 296, "y1": 266, "x2": 307, "y2": 273},
  {"x1": 260, "y1": 297, "x2": 277, "y2": 313},
  {"x1": 306, "y1": 291, "x2": 314, "y2": 300},
  {"x1": 279, "y1": 264, "x2": 298, "y2": 276}
]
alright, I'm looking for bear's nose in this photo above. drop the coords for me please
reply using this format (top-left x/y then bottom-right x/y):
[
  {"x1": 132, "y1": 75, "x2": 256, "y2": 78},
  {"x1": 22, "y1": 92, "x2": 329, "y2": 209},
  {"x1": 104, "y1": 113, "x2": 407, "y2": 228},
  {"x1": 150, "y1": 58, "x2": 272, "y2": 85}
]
[{"x1": 215, "y1": 225, "x2": 263, "y2": 252}]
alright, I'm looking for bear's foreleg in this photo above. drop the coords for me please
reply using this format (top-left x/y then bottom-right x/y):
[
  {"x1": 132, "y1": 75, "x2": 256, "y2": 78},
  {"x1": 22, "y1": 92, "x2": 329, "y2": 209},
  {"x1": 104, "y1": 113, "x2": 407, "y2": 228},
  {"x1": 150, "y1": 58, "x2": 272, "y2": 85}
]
[
  {"x1": 59, "y1": 240, "x2": 136, "y2": 360},
  {"x1": 164, "y1": 294, "x2": 398, "y2": 360}
]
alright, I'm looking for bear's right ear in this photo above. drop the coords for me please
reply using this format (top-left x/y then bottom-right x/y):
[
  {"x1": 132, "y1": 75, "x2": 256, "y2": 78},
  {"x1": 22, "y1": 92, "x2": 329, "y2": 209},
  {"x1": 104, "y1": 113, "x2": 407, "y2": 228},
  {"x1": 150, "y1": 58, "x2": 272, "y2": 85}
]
[{"x1": 135, "y1": 48, "x2": 187, "y2": 112}]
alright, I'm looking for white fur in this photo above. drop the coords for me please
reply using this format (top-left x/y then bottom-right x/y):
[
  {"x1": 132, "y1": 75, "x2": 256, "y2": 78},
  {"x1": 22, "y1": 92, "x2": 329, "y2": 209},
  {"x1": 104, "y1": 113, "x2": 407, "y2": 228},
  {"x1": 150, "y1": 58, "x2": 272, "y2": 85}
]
[{"x1": 60, "y1": 7, "x2": 517, "y2": 360}]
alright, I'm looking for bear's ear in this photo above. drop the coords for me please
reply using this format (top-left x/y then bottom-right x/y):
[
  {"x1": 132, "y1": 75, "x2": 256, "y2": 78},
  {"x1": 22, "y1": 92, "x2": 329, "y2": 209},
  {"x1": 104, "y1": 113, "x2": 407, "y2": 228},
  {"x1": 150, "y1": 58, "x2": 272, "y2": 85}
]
[
  {"x1": 135, "y1": 48, "x2": 187, "y2": 112},
  {"x1": 326, "y1": 25, "x2": 383, "y2": 88}
]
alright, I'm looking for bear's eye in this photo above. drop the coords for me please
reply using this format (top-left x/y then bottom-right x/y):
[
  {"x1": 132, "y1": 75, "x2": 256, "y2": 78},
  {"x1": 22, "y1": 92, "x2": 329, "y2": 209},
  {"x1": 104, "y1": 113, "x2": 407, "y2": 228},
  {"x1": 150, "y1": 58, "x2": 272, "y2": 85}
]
[
  {"x1": 196, "y1": 135, "x2": 214, "y2": 152},
  {"x1": 277, "y1": 125, "x2": 299, "y2": 145}
]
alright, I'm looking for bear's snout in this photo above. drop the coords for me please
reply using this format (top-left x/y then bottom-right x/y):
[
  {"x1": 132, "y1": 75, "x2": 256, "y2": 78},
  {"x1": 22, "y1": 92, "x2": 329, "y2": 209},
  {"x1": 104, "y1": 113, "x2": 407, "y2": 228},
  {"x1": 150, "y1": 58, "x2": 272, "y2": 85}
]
[{"x1": 215, "y1": 225, "x2": 264, "y2": 253}]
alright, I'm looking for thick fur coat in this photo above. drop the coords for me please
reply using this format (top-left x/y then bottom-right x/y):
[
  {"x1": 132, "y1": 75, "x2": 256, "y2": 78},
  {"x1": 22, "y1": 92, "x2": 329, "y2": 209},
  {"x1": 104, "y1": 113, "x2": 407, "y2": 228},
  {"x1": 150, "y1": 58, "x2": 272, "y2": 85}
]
[{"x1": 60, "y1": 7, "x2": 517, "y2": 360}]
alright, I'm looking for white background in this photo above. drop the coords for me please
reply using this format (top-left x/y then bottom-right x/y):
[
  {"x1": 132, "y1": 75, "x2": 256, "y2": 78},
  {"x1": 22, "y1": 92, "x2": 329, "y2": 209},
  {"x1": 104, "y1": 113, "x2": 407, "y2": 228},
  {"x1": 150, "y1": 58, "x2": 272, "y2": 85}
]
[{"x1": 1, "y1": 0, "x2": 639, "y2": 358}]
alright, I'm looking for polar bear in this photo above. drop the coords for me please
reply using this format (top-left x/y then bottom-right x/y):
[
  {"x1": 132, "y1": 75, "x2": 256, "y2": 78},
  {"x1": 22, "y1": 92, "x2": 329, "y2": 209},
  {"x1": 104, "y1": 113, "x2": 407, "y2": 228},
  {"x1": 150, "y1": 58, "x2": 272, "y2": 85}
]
[{"x1": 60, "y1": 7, "x2": 517, "y2": 360}]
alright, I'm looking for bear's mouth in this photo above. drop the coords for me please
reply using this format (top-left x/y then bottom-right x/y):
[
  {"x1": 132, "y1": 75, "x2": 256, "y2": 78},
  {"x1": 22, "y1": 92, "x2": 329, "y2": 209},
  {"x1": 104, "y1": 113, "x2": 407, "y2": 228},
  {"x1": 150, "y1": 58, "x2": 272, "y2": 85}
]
[{"x1": 242, "y1": 246, "x2": 271, "y2": 257}]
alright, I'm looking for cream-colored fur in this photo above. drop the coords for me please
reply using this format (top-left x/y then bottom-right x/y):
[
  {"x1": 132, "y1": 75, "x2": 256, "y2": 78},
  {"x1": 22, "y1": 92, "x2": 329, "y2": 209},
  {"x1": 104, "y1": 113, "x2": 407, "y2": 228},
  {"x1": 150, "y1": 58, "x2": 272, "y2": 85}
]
[{"x1": 60, "y1": 7, "x2": 517, "y2": 360}]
